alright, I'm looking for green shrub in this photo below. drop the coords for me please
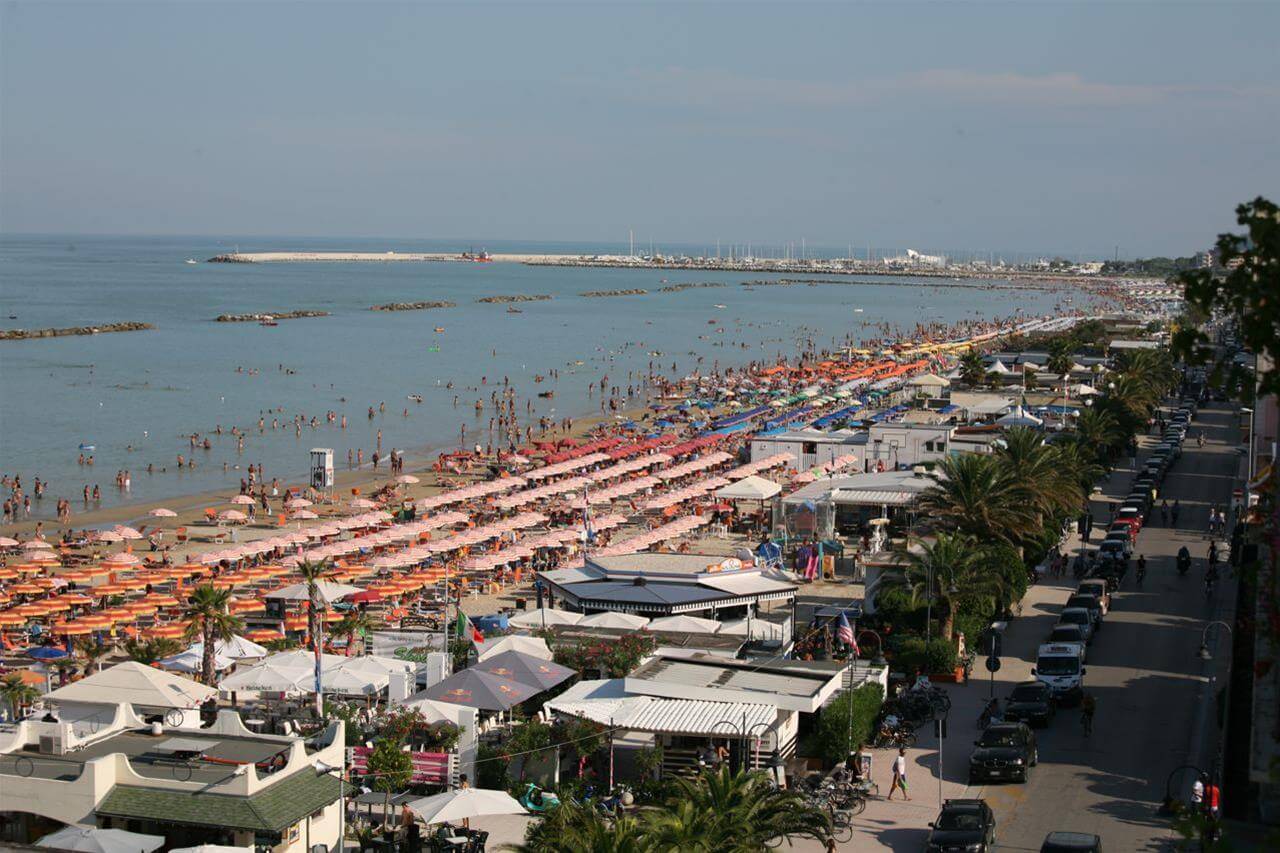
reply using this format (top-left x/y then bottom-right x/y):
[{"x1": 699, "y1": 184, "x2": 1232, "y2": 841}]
[
  {"x1": 895, "y1": 637, "x2": 957, "y2": 675},
  {"x1": 811, "y1": 682, "x2": 884, "y2": 767}
]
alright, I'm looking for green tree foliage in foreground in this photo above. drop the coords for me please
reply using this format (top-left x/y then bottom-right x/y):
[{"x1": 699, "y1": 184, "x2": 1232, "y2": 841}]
[
  {"x1": 1175, "y1": 196, "x2": 1279, "y2": 398},
  {"x1": 506, "y1": 766, "x2": 832, "y2": 853},
  {"x1": 812, "y1": 683, "x2": 884, "y2": 764}
]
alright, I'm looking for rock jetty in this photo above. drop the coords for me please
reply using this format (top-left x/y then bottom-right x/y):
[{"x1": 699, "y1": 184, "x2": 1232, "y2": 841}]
[
  {"x1": 476, "y1": 294, "x2": 553, "y2": 304},
  {"x1": 580, "y1": 288, "x2": 648, "y2": 298},
  {"x1": 659, "y1": 281, "x2": 726, "y2": 292},
  {"x1": 370, "y1": 301, "x2": 457, "y2": 312},
  {"x1": 214, "y1": 310, "x2": 329, "y2": 322},
  {"x1": 0, "y1": 322, "x2": 153, "y2": 341}
]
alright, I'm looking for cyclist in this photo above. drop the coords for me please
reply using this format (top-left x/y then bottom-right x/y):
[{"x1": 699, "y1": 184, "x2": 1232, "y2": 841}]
[
  {"x1": 1136, "y1": 554, "x2": 1147, "y2": 585},
  {"x1": 1080, "y1": 692, "x2": 1096, "y2": 736}
]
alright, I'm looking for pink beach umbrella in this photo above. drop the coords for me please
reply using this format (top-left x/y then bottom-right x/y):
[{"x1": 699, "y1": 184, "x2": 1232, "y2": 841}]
[
  {"x1": 229, "y1": 495, "x2": 255, "y2": 505},
  {"x1": 93, "y1": 530, "x2": 125, "y2": 543},
  {"x1": 148, "y1": 508, "x2": 178, "y2": 518},
  {"x1": 113, "y1": 526, "x2": 145, "y2": 540},
  {"x1": 396, "y1": 475, "x2": 420, "y2": 485},
  {"x1": 22, "y1": 539, "x2": 53, "y2": 550},
  {"x1": 0, "y1": 536, "x2": 19, "y2": 547},
  {"x1": 290, "y1": 509, "x2": 319, "y2": 520},
  {"x1": 218, "y1": 510, "x2": 248, "y2": 522}
]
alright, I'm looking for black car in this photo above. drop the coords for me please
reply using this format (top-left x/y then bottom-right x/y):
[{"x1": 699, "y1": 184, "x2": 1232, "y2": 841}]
[
  {"x1": 927, "y1": 799, "x2": 997, "y2": 852},
  {"x1": 969, "y1": 722, "x2": 1037, "y2": 783},
  {"x1": 1041, "y1": 831, "x2": 1103, "y2": 852},
  {"x1": 1003, "y1": 681, "x2": 1056, "y2": 728}
]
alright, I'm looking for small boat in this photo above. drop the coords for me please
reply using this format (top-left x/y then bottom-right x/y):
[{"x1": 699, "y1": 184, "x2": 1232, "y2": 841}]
[
  {"x1": 434, "y1": 327, "x2": 445, "y2": 333},
  {"x1": 185, "y1": 258, "x2": 197, "y2": 265},
  {"x1": 506, "y1": 307, "x2": 522, "y2": 314},
  {"x1": 407, "y1": 394, "x2": 423, "y2": 403},
  {"x1": 714, "y1": 304, "x2": 726, "y2": 309},
  {"x1": 538, "y1": 391, "x2": 555, "y2": 399},
  {"x1": 854, "y1": 308, "x2": 864, "y2": 313},
  {"x1": 78, "y1": 443, "x2": 95, "y2": 451},
  {"x1": 260, "y1": 317, "x2": 278, "y2": 326}
]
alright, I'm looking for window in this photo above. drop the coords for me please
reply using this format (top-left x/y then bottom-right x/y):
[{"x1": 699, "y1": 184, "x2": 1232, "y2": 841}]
[{"x1": 802, "y1": 442, "x2": 817, "y2": 454}]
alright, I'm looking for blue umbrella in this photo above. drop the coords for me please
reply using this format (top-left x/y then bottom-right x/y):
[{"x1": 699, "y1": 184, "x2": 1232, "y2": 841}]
[{"x1": 24, "y1": 646, "x2": 68, "y2": 660}]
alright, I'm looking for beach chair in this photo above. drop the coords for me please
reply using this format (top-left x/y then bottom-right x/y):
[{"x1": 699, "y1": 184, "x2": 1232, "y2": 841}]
[
  {"x1": 175, "y1": 527, "x2": 188, "y2": 543},
  {"x1": 203, "y1": 508, "x2": 218, "y2": 524}
]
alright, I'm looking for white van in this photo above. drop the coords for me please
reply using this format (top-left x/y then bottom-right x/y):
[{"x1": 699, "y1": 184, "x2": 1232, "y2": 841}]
[{"x1": 1032, "y1": 643, "x2": 1086, "y2": 703}]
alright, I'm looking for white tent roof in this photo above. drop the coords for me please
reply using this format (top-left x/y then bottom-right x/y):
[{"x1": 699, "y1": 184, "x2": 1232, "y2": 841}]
[
  {"x1": 475, "y1": 635, "x2": 553, "y2": 662},
  {"x1": 37, "y1": 827, "x2": 165, "y2": 853},
  {"x1": 988, "y1": 360, "x2": 1013, "y2": 374},
  {"x1": 1070, "y1": 383, "x2": 1100, "y2": 396},
  {"x1": 646, "y1": 614, "x2": 722, "y2": 634},
  {"x1": 715, "y1": 475, "x2": 781, "y2": 501},
  {"x1": 158, "y1": 649, "x2": 237, "y2": 674},
  {"x1": 718, "y1": 617, "x2": 786, "y2": 640},
  {"x1": 906, "y1": 372, "x2": 950, "y2": 388},
  {"x1": 46, "y1": 661, "x2": 216, "y2": 709},
  {"x1": 575, "y1": 611, "x2": 651, "y2": 630},
  {"x1": 406, "y1": 788, "x2": 526, "y2": 826},
  {"x1": 996, "y1": 405, "x2": 1044, "y2": 427},
  {"x1": 185, "y1": 635, "x2": 269, "y2": 661},
  {"x1": 218, "y1": 662, "x2": 309, "y2": 693},
  {"x1": 507, "y1": 608, "x2": 582, "y2": 629},
  {"x1": 264, "y1": 580, "x2": 362, "y2": 604}
]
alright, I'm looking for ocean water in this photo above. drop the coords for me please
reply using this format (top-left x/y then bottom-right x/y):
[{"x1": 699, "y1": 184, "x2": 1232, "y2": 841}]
[{"x1": 0, "y1": 234, "x2": 1071, "y2": 519}]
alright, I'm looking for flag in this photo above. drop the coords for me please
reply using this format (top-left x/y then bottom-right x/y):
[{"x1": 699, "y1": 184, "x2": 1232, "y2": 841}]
[
  {"x1": 837, "y1": 612, "x2": 857, "y2": 654},
  {"x1": 456, "y1": 611, "x2": 484, "y2": 643}
]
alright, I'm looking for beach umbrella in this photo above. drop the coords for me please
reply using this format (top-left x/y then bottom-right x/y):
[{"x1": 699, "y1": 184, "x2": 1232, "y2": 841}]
[
  {"x1": 23, "y1": 646, "x2": 69, "y2": 660},
  {"x1": 416, "y1": 668, "x2": 539, "y2": 711},
  {"x1": 472, "y1": 650, "x2": 576, "y2": 691},
  {"x1": 229, "y1": 494, "x2": 255, "y2": 505},
  {"x1": 406, "y1": 788, "x2": 526, "y2": 825},
  {"x1": 36, "y1": 826, "x2": 165, "y2": 853},
  {"x1": 219, "y1": 662, "x2": 309, "y2": 693},
  {"x1": 396, "y1": 475, "x2": 420, "y2": 485},
  {"x1": 285, "y1": 497, "x2": 313, "y2": 508},
  {"x1": 350, "y1": 498, "x2": 378, "y2": 509},
  {"x1": 22, "y1": 540, "x2": 53, "y2": 550},
  {"x1": 575, "y1": 611, "x2": 650, "y2": 630},
  {"x1": 290, "y1": 509, "x2": 319, "y2": 520},
  {"x1": 0, "y1": 536, "x2": 20, "y2": 547},
  {"x1": 646, "y1": 614, "x2": 722, "y2": 633},
  {"x1": 148, "y1": 508, "x2": 178, "y2": 518},
  {"x1": 218, "y1": 509, "x2": 248, "y2": 522},
  {"x1": 113, "y1": 526, "x2": 145, "y2": 540}
]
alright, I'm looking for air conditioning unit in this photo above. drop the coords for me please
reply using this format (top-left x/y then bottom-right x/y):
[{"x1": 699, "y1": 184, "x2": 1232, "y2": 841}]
[{"x1": 39, "y1": 734, "x2": 65, "y2": 755}]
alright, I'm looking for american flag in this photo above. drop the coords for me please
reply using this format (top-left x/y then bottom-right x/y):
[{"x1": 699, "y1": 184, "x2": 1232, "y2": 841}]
[{"x1": 837, "y1": 611, "x2": 858, "y2": 653}]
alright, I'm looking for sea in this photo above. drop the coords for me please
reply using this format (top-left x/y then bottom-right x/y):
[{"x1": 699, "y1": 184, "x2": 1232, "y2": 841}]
[{"x1": 0, "y1": 234, "x2": 1075, "y2": 520}]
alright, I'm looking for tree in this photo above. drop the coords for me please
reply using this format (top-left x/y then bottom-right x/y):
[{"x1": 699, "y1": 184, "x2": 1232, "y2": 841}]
[
  {"x1": 1, "y1": 673, "x2": 39, "y2": 720},
  {"x1": 74, "y1": 637, "x2": 113, "y2": 674},
  {"x1": 1044, "y1": 339, "x2": 1074, "y2": 377},
  {"x1": 891, "y1": 533, "x2": 975, "y2": 641},
  {"x1": 1072, "y1": 408, "x2": 1125, "y2": 462},
  {"x1": 959, "y1": 350, "x2": 987, "y2": 387},
  {"x1": 995, "y1": 426, "x2": 1083, "y2": 522},
  {"x1": 1174, "y1": 196, "x2": 1280, "y2": 398},
  {"x1": 813, "y1": 682, "x2": 884, "y2": 766},
  {"x1": 336, "y1": 609, "x2": 375, "y2": 657},
  {"x1": 365, "y1": 736, "x2": 413, "y2": 825},
  {"x1": 122, "y1": 638, "x2": 183, "y2": 665},
  {"x1": 510, "y1": 801, "x2": 650, "y2": 853},
  {"x1": 183, "y1": 584, "x2": 244, "y2": 685},
  {"x1": 919, "y1": 453, "x2": 1037, "y2": 545},
  {"x1": 648, "y1": 766, "x2": 832, "y2": 851}
]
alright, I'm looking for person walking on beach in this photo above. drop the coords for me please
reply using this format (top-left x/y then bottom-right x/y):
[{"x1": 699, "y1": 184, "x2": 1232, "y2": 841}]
[{"x1": 888, "y1": 747, "x2": 909, "y2": 800}]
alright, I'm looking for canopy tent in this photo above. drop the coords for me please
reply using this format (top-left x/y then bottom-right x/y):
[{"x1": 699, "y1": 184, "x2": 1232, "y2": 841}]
[
  {"x1": 987, "y1": 360, "x2": 1014, "y2": 374},
  {"x1": 471, "y1": 650, "x2": 577, "y2": 691},
  {"x1": 995, "y1": 405, "x2": 1044, "y2": 428},
  {"x1": 36, "y1": 828, "x2": 165, "y2": 853},
  {"x1": 905, "y1": 372, "x2": 950, "y2": 389},
  {"x1": 715, "y1": 475, "x2": 781, "y2": 502},
  {"x1": 158, "y1": 649, "x2": 237, "y2": 674},
  {"x1": 646, "y1": 614, "x2": 722, "y2": 634},
  {"x1": 406, "y1": 788, "x2": 526, "y2": 826},
  {"x1": 45, "y1": 660, "x2": 216, "y2": 709},
  {"x1": 415, "y1": 668, "x2": 540, "y2": 711},
  {"x1": 475, "y1": 635, "x2": 553, "y2": 662},
  {"x1": 506, "y1": 608, "x2": 582, "y2": 629},
  {"x1": 1070, "y1": 383, "x2": 1100, "y2": 396},
  {"x1": 218, "y1": 662, "x2": 309, "y2": 693},
  {"x1": 264, "y1": 580, "x2": 362, "y2": 604},
  {"x1": 186, "y1": 635, "x2": 270, "y2": 660},
  {"x1": 575, "y1": 611, "x2": 651, "y2": 630}
]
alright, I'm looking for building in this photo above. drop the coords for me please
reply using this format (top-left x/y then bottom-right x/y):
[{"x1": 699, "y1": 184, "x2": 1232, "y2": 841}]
[
  {"x1": 0, "y1": 702, "x2": 345, "y2": 850},
  {"x1": 782, "y1": 470, "x2": 933, "y2": 541},
  {"x1": 865, "y1": 422, "x2": 953, "y2": 469},
  {"x1": 750, "y1": 428, "x2": 861, "y2": 471}
]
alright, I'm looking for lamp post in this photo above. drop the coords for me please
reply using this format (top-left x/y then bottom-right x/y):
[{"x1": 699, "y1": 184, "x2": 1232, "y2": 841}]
[
  {"x1": 711, "y1": 718, "x2": 745, "y2": 774},
  {"x1": 1240, "y1": 407, "x2": 1254, "y2": 521},
  {"x1": 315, "y1": 761, "x2": 346, "y2": 853},
  {"x1": 856, "y1": 629, "x2": 888, "y2": 667},
  {"x1": 1197, "y1": 621, "x2": 1233, "y2": 661}
]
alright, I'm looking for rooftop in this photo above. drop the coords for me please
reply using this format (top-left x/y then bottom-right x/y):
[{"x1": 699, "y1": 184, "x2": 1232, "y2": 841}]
[
  {"x1": 0, "y1": 729, "x2": 299, "y2": 784},
  {"x1": 626, "y1": 653, "x2": 847, "y2": 712}
]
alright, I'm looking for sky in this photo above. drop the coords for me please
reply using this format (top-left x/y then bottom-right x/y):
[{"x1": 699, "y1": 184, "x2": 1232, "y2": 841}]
[{"x1": 2, "y1": 1, "x2": 1278, "y2": 258}]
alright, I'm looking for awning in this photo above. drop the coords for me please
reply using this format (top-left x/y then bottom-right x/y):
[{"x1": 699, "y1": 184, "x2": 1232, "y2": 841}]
[
  {"x1": 97, "y1": 771, "x2": 344, "y2": 832},
  {"x1": 829, "y1": 489, "x2": 919, "y2": 507}
]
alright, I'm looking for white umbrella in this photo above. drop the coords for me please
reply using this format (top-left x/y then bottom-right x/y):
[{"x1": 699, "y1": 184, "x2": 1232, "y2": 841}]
[
  {"x1": 397, "y1": 475, "x2": 420, "y2": 485},
  {"x1": 265, "y1": 580, "x2": 362, "y2": 604},
  {"x1": 406, "y1": 788, "x2": 526, "y2": 825},
  {"x1": 148, "y1": 508, "x2": 178, "y2": 517},
  {"x1": 159, "y1": 649, "x2": 236, "y2": 673},
  {"x1": 507, "y1": 608, "x2": 583, "y2": 628},
  {"x1": 576, "y1": 611, "x2": 650, "y2": 630},
  {"x1": 646, "y1": 614, "x2": 722, "y2": 633},
  {"x1": 169, "y1": 847, "x2": 253, "y2": 853},
  {"x1": 187, "y1": 634, "x2": 270, "y2": 660},
  {"x1": 37, "y1": 827, "x2": 165, "y2": 853},
  {"x1": 219, "y1": 662, "x2": 309, "y2": 692}
]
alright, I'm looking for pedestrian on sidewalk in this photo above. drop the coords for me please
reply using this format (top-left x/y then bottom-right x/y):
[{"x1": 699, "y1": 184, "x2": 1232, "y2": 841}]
[
  {"x1": 1160, "y1": 499, "x2": 1169, "y2": 526},
  {"x1": 888, "y1": 747, "x2": 910, "y2": 801},
  {"x1": 1171, "y1": 499, "x2": 1181, "y2": 527}
]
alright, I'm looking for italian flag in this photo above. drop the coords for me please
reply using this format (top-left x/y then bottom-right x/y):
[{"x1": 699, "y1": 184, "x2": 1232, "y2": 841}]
[{"x1": 456, "y1": 611, "x2": 484, "y2": 643}]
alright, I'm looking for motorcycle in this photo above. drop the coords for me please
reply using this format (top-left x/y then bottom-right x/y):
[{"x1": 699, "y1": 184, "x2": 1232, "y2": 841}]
[
  {"x1": 1204, "y1": 574, "x2": 1216, "y2": 598},
  {"x1": 519, "y1": 783, "x2": 561, "y2": 813},
  {"x1": 1177, "y1": 550, "x2": 1191, "y2": 577}
]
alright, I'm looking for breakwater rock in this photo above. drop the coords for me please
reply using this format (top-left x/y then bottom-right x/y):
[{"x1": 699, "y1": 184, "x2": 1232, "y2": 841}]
[
  {"x1": 659, "y1": 281, "x2": 726, "y2": 292},
  {"x1": 580, "y1": 288, "x2": 648, "y2": 298},
  {"x1": 370, "y1": 301, "x2": 457, "y2": 312},
  {"x1": 0, "y1": 322, "x2": 153, "y2": 341},
  {"x1": 215, "y1": 310, "x2": 330, "y2": 322},
  {"x1": 476, "y1": 294, "x2": 553, "y2": 304}
]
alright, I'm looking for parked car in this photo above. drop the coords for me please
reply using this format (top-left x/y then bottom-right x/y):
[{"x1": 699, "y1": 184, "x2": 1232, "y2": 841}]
[
  {"x1": 1041, "y1": 831, "x2": 1103, "y2": 852},
  {"x1": 1098, "y1": 537, "x2": 1131, "y2": 561},
  {"x1": 1057, "y1": 607, "x2": 1095, "y2": 644},
  {"x1": 1003, "y1": 681, "x2": 1056, "y2": 728},
  {"x1": 1047, "y1": 624, "x2": 1088, "y2": 661},
  {"x1": 969, "y1": 722, "x2": 1037, "y2": 784},
  {"x1": 1065, "y1": 593, "x2": 1104, "y2": 631},
  {"x1": 1075, "y1": 579, "x2": 1111, "y2": 614},
  {"x1": 927, "y1": 800, "x2": 997, "y2": 852}
]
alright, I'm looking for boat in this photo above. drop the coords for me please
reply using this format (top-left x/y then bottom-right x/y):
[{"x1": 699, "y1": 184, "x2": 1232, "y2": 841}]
[
  {"x1": 461, "y1": 248, "x2": 492, "y2": 263},
  {"x1": 538, "y1": 391, "x2": 555, "y2": 399},
  {"x1": 507, "y1": 307, "x2": 522, "y2": 314},
  {"x1": 434, "y1": 327, "x2": 445, "y2": 333},
  {"x1": 185, "y1": 258, "x2": 197, "y2": 265},
  {"x1": 259, "y1": 316, "x2": 278, "y2": 327}
]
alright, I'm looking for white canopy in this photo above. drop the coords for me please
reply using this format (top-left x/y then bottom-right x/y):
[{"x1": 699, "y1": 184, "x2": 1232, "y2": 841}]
[
  {"x1": 37, "y1": 828, "x2": 165, "y2": 853},
  {"x1": 718, "y1": 617, "x2": 786, "y2": 640},
  {"x1": 45, "y1": 661, "x2": 216, "y2": 709},
  {"x1": 406, "y1": 788, "x2": 526, "y2": 825},
  {"x1": 185, "y1": 635, "x2": 270, "y2": 661},
  {"x1": 906, "y1": 372, "x2": 950, "y2": 388},
  {"x1": 996, "y1": 405, "x2": 1044, "y2": 427},
  {"x1": 575, "y1": 611, "x2": 651, "y2": 630},
  {"x1": 988, "y1": 360, "x2": 1013, "y2": 374},
  {"x1": 1070, "y1": 383, "x2": 1100, "y2": 396},
  {"x1": 715, "y1": 475, "x2": 781, "y2": 501},
  {"x1": 169, "y1": 847, "x2": 253, "y2": 853},
  {"x1": 646, "y1": 614, "x2": 722, "y2": 634},
  {"x1": 264, "y1": 580, "x2": 362, "y2": 604},
  {"x1": 218, "y1": 662, "x2": 309, "y2": 693},
  {"x1": 158, "y1": 649, "x2": 236, "y2": 674},
  {"x1": 507, "y1": 608, "x2": 582, "y2": 629},
  {"x1": 475, "y1": 635, "x2": 553, "y2": 662}
]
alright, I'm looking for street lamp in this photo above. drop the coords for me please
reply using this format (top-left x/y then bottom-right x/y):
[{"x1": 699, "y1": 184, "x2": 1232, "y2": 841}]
[
  {"x1": 314, "y1": 761, "x2": 346, "y2": 853},
  {"x1": 1197, "y1": 621, "x2": 1233, "y2": 660},
  {"x1": 856, "y1": 629, "x2": 888, "y2": 668},
  {"x1": 1241, "y1": 407, "x2": 1255, "y2": 519}
]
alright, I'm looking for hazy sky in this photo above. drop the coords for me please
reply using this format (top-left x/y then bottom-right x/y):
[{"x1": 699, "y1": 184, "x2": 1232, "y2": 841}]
[{"x1": 2, "y1": 1, "x2": 1277, "y2": 257}]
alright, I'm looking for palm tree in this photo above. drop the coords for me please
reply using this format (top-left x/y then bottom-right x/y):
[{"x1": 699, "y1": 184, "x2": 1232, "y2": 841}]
[
  {"x1": 297, "y1": 558, "x2": 331, "y2": 713},
  {"x1": 1044, "y1": 339, "x2": 1074, "y2": 376},
  {"x1": 890, "y1": 533, "x2": 989, "y2": 641},
  {"x1": 336, "y1": 610, "x2": 375, "y2": 656},
  {"x1": 508, "y1": 801, "x2": 650, "y2": 853},
  {"x1": 1050, "y1": 441, "x2": 1105, "y2": 508},
  {"x1": 918, "y1": 453, "x2": 1037, "y2": 545},
  {"x1": 1, "y1": 673, "x2": 39, "y2": 721},
  {"x1": 122, "y1": 637, "x2": 183, "y2": 665},
  {"x1": 183, "y1": 584, "x2": 243, "y2": 685},
  {"x1": 1073, "y1": 407, "x2": 1124, "y2": 461},
  {"x1": 959, "y1": 350, "x2": 987, "y2": 387},
  {"x1": 995, "y1": 427, "x2": 1083, "y2": 521},
  {"x1": 648, "y1": 766, "x2": 831, "y2": 851},
  {"x1": 74, "y1": 637, "x2": 113, "y2": 674}
]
